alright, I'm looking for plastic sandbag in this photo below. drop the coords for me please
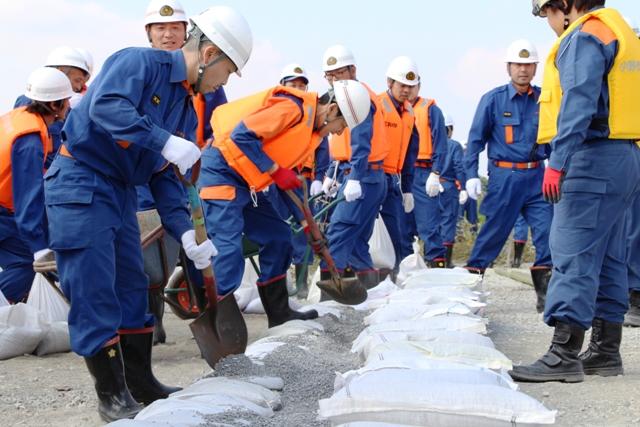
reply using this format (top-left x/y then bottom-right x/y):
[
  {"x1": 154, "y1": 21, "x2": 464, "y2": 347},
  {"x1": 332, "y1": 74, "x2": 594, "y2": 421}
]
[
  {"x1": 396, "y1": 242, "x2": 427, "y2": 284},
  {"x1": 401, "y1": 269, "x2": 481, "y2": 289},
  {"x1": 366, "y1": 340, "x2": 512, "y2": 370},
  {"x1": 307, "y1": 267, "x2": 321, "y2": 304},
  {"x1": 319, "y1": 383, "x2": 555, "y2": 426},
  {"x1": 245, "y1": 339, "x2": 287, "y2": 362},
  {"x1": 259, "y1": 319, "x2": 324, "y2": 338},
  {"x1": 386, "y1": 288, "x2": 485, "y2": 307},
  {"x1": 35, "y1": 320, "x2": 70, "y2": 356},
  {"x1": 0, "y1": 303, "x2": 50, "y2": 360},
  {"x1": 353, "y1": 278, "x2": 400, "y2": 312},
  {"x1": 368, "y1": 215, "x2": 395, "y2": 270},
  {"x1": 358, "y1": 315, "x2": 488, "y2": 337},
  {"x1": 234, "y1": 259, "x2": 260, "y2": 310},
  {"x1": 171, "y1": 377, "x2": 281, "y2": 411},
  {"x1": 364, "y1": 302, "x2": 475, "y2": 325},
  {"x1": 0, "y1": 289, "x2": 9, "y2": 307},
  {"x1": 25, "y1": 273, "x2": 69, "y2": 323}
]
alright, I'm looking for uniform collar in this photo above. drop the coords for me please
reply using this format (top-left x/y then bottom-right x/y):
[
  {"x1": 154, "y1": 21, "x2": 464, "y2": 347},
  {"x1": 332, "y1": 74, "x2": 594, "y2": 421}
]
[
  {"x1": 386, "y1": 90, "x2": 404, "y2": 113},
  {"x1": 169, "y1": 49, "x2": 188, "y2": 84},
  {"x1": 508, "y1": 82, "x2": 534, "y2": 99}
]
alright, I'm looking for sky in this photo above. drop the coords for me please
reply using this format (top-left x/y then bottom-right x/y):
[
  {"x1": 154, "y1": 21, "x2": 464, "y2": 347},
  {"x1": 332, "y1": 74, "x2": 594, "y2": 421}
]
[{"x1": 1, "y1": 0, "x2": 639, "y2": 175}]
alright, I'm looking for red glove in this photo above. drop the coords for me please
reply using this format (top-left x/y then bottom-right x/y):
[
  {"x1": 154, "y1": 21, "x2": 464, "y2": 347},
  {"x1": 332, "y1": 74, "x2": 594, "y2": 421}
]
[
  {"x1": 271, "y1": 167, "x2": 302, "y2": 190},
  {"x1": 542, "y1": 167, "x2": 563, "y2": 204}
]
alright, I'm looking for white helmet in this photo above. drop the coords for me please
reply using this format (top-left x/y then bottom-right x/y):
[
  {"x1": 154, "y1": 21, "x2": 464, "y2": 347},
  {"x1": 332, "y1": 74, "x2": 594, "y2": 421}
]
[
  {"x1": 322, "y1": 45, "x2": 356, "y2": 72},
  {"x1": 25, "y1": 67, "x2": 74, "y2": 102},
  {"x1": 386, "y1": 56, "x2": 420, "y2": 86},
  {"x1": 505, "y1": 39, "x2": 539, "y2": 64},
  {"x1": 144, "y1": 0, "x2": 188, "y2": 26},
  {"x1": 443, "y1": 112, "x2": 454, "y2": 127},
  {"x1": 74, "y1": 48, "x2": 94, "y2": 76},
  {"x1": 190, "y1": 6, "x2": 253, "y2": 76},
  {"x1": 46, "y1": 46, "x2": 92, "y2": 75},
  {"x1": 279, "y1": 63, "x2": 309, "y2": 84},
  {"x1": 333, "y1": 80, "x2": 371, "y2": 129},
  {"x1": 624, "y1": 16, "x2": 640, "y2": 37}
]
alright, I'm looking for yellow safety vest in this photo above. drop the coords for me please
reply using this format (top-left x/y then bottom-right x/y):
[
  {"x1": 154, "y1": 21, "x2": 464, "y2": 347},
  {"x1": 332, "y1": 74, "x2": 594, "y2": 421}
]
[{"x1": 538, "y1": 7, "x2": 640, "y2": 144}]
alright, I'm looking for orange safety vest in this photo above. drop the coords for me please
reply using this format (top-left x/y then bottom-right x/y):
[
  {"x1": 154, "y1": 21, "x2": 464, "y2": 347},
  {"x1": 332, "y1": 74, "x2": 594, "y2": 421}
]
[
  {"x1": 413, "y1": 97, "x2": 437, "y2": 160},
  {"x1": 0, "y1": 107, "x2": 51, "y2": 212},
  {"x1": 212, "y1": 86, "x2": 318, "y2": 191},
  {"x1": 379, "y1": 91, "x2": 415, "y2": 174},
  {"x1": 328, "y1": 82, "x2": 389, "y2": 163},
  {"x1": 193, "y1": 93, "x2": 208, "y2": 149}
]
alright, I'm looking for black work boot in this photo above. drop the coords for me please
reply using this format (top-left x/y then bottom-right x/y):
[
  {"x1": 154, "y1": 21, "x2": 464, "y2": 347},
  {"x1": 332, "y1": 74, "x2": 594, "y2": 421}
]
[
  {"x1": 148, "y1": 288, "x2": 166, "y2": 345},
  {"x1": 530, "y1": 267, "x2": 551, "y2": 313},
  {"x1": 294, "y1": 263, "x2": 309, "y2": 300},
  {"x1": 445, "y1": 245, "x2": 454, "y2": 268},
  {"x1": 579, "y1": 318, "x2": 624, "y2": 376},
  {"x1": 258, "y1": 277, "x2": 318, "y2": 328},
  {"x1": 427, "y1": 258, "x2": 446, "y2": 268},
  {"x1": 511, "y1": 241, "x2": 525, "y2": 268},
  {"x1": 356, "y1": 270, "x2": 380, "y2": 289},
  {"x1": 624, "y1": 289, "x2": 640, "y2": 327},
  {"x1": 509, "y1": 322, "x2": 585, "y2": 383},
  {"x1": 463, "y1": 266, "x2": 485, "y2": 276},
  {"x1": 119, "y1": 329, "x2": 182, "y2": 405},
  {"x1": 84, "y1": 340, "x2": 143, "y2": 422},
  {"x1": 319, "y1": 270, "x2": 332, "y2": 302}
]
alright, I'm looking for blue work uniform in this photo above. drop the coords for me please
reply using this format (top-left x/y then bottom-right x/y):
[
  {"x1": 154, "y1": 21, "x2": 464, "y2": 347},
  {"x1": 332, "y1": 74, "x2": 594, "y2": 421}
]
[
  {"x1": 460, "y1": 197, "x2": 478, "y2": 229},
  {"x1": 44, "y1": 48, "x2": 194, "y2": 356},
  {"x1": 0, "y1": 133, "x2": 49, "y2": 302},
  {"x1": 513, "y1": 214, "x2": 529, "y2": 243},
  {"x1": 410, "y1": 102, "x2": 448, "y2": 263},
  {"x1": 199, "y1": 93, "x2": 309, "y2": 296},
  {"x1": 626, "y1": 196, "x2": 640, "y2": 293},
  {"x1": 464, "y1": 83, "x2": 552, "y2": 269},
  {"x1": 15, "y1": 95, "x2": 64, "y2": 169},
  {"x1": 324, "y1": 104, "x2": 388, "y2": 273},
  {"x1": 439, "y1": 138, "x2": 466, "y2": 247},
  {"x1": 543, "y1": 16, "x2": 640, "y2": 329}
]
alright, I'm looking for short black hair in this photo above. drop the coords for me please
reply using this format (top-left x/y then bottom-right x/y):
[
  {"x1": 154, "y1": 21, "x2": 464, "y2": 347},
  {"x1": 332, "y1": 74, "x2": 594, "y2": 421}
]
[
  {"x1": 318, "y1": 90, "x2": 343, "y2": 118},
  {"x1": 25, "y1": 100, "x2": 63, "y2": 116},
  {"x1": 573, "y1": 0, "x2": 605, "y2": 12}
]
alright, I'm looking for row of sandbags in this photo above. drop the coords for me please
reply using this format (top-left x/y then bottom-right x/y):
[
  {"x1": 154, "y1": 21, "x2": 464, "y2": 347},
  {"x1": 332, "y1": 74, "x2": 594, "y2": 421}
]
[
  {"x1": 0, "y1": 274, "x2": 71, "y2": 359},
  {"x1": 317, "y1": 257, "x2": 557, "y2": 427}
]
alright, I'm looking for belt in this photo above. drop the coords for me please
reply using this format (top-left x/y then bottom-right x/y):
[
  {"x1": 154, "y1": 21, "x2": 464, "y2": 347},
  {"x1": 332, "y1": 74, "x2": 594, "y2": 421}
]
[
  {"x1": 0, "y1": 206, "x2": 14, "y2": 216},
  {"x1": 59, "y1": 144, "x2": 74, "y2": 159},
  {"x1": 414, "y1": 160, "x2": 433, "y2": 168},
  {"x1": 493, "y1": 160, "x2": 539, "y2": 170},
  {"x1": 343, "y1": 162, "x2": 383, "y2": 176}
]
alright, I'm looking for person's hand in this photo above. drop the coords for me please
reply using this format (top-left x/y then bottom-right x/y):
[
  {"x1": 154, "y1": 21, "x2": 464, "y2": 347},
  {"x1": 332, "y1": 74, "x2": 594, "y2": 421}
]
[
  {"x1": 459, "y1": 190, "x2": 469, "y2": 205},
  {"x1": 343, "y1": 180, "x2": 362, "y2": 202},
  {"x1": 271, "y1": 167, "x2": 301, "y2": 191},
  {"x1": 402, "y1": 193, "x2": 414, "y2": 213},
  {"x1": 33, "y1": 248, "x2": 53, "y2": 262},
  {"x1": 322, "y1": 177, "x2": 337, "y2": 197},
  {"x1": 181, "y1": 230, "x2": 218, "y2": 270},
  {"x1": 309, "y1": 180, "x2": 323, "y2": 197},
  {"x1": 542, "y1": 167, "x2": 564, "y2": 203},
  {"x1": 465, "y1": 178, "x2": 482, "y2": 200},
  {"x1": 161, "y1": 135, "x2": 201, "y2": 175},
  {"x1": 425, "y1": 173, "x2": 442, "y2": 197}
]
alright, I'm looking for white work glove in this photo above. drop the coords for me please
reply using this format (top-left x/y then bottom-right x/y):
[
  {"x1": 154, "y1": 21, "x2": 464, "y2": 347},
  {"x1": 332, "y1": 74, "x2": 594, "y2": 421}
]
[
  {"x1": 343, "y1": 179, "x2": 362, "y2": 202},
  {"x1": 402, "y1": 193, "x2": 414, "y2": 213},
  {"x1": 181, "y1": 230, "x2": 218, "y2": 270},
  {"x1": 309, "y1": 179, "x2": 323, "y2": 197},
  {"x1": 161, "y1": 135, "x2": 201, "y2": 175},
  {"x1": 33, "y1": 248, "x2": 53, "y2": 262},
  {"x1": 322, "y1": 177, "x2": 338, "y2": 197},
  {"x1": 425, "y1": 173, "x2": 443, "y2": 198},
  {"x1": 466, "y1": 178, "x2": 483, "y2": 200},
  {"x1": 459, "y1": 190, "x2": 469, "y2": 205}
]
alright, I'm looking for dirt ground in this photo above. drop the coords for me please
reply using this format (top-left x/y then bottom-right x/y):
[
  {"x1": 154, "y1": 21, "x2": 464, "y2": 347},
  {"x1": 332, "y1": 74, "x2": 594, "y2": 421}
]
[{"x1": 1, "y1": 269, "x2": 639, "y2": 427}]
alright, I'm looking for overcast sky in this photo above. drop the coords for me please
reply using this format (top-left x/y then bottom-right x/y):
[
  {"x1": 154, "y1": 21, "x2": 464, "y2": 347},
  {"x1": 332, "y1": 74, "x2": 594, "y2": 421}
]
[{"x1": 2, "y1": 0, "x2": 639, "y2": 175}]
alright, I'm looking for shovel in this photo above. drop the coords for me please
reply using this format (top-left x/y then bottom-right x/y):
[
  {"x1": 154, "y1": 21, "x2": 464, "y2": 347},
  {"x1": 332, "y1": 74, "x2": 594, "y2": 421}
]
[
  {"x1": 175, "y1": 163, "x2": 248, "y2": 368},
  {"x1": 285, "y1": 181, "x2": 367, "y2": 305}
]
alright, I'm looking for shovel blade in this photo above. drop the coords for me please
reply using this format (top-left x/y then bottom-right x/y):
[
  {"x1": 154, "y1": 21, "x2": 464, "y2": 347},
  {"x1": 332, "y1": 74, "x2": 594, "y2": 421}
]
[
  {"x1": 317, "y1": 276, "x2": 367, "y2": 305},
  {"x1": 189, "y1": 295, "x2": 248, "y2": 368}
]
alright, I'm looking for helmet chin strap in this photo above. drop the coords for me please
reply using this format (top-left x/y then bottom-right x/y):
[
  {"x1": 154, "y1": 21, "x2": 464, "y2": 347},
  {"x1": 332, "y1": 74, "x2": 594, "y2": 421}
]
[{"x1": 194, "y1": 53, "x2": 227, "y2": 94}]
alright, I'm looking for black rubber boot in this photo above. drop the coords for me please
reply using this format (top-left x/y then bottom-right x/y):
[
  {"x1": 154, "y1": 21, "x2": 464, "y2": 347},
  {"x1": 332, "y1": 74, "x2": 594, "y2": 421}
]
[
  {"x1": 84, "y1": 340, "x2": 143, "y2": 422},
  {"x1": 319, "y1": 270, "x2": 332, "y2": 302},
  {"x1": 579, "y1": 318, "x2": 624, "y2": 376},
  {"x1": 530, "y1": 268, "x2": 551, "y2": 313},
  {"x1": 463, "y1": 266, "x2": 485, "y2": 276},
  {"x1": 445, "y1": 245, "x2": 454, "y2": 268},
  {"x1": 258, "y1": 277, "x2": 318, "y2": 328},
  {"x1": 148, "y1": 288, "x2": 166, "y2": 345},
  {"x1": 511, "y1": 241, "x2": 525, "y2": 268},
  {"x1": 356, "y1": 270, "x2": 380, "y2": 289},
  {"x1": 509, "y1": 322, "x2": 585, "y2": 383},
  {"x1": 624, "y1": 289, "x2": 640, "y2": 327},
  {"x1": 294, "y1": 263, "x2": 309, "y2": 300},
  {"x1": 119, "y1": 330, "x2": 182, "y2": 405},
  {"x1": 427, "y1": 258, "x2": 446, "y2": 268}
]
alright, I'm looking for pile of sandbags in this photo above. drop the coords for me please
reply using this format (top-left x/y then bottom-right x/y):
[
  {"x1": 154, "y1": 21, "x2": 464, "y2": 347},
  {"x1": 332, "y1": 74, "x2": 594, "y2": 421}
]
[{"x1": 319, "y1": 266, "x2": 557, "y2": 426}]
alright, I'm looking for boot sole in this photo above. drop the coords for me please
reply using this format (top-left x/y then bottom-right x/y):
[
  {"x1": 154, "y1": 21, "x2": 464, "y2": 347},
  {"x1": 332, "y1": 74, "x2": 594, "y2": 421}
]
[
  {"x1": 509, "y1": 371, "x2": 584, "y2": 383},
  {"x1": 583, "y1": 366, "x2": 624, "y2": 377}
]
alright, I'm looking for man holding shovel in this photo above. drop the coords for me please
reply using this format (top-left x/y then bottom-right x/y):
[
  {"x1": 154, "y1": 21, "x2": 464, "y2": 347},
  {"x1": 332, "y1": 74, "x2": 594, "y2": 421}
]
[{"x1": 44, "y1": 6, "x2": 251, "y2": 422}]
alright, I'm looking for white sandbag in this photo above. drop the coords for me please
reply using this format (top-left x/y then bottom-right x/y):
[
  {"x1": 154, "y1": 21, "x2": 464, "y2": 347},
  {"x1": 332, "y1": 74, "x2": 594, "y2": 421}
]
[
  {"x1": 366, "y1": 340, "x2": 512, "y2": 370},
  {"x1": 351, "y1": 330, "x2": 494, "y2": 360},
  {"x1": 0, "y1": 289, "x2": 9, "y2": 307},
  {"x1": 245, "y1": 339, "x2": 287, "y2": 362},
  {"x1": 368, "y1": 215, "x2": 395, "y2": 270},
  {"x1": 0, "y1": 303, "x2": 50, "y2": 360},
  {"x1": 353, "y1": 278, "x2": 400, "y2": 312},
  {"x1": 307, "y1": 267, "x2": 321, "y2": 304},
  {"x1": 243, "y1": 376, "x2": 285, "y2": 391},
  {"x1": 358, "y1": 315, "x2": 488, "y2": 337},
  {"x1": 386, "y1": 288, "x2": 485, "y2": 307},
  {"x1": 25, "y1": 273, "x2": 69, "y2": 323},
  {"x1": 234, "y1": 259, "x2": 260, "y2": 310},
  {"x1": 364, "y1": 302, "x2": 475, "y2": 326},
  {"x1": 171, "y1": 377, "x2": 281, "y2": 411},
  {"x1": 401, "y1": 269, "x2": 481, "y2": 290},
  {"x1": 35, "y1": 321, "x2": 70, "y2": 356},
  {"x1": 259, "y1": 319, "x2": 324, "y2": 338},
  {"x1": 299, "y1": 302, "x2": 343, "y2": 318},
  {"x1": 244, "y1": 297, "x2": 265, "y2": 314},
  {"x1": 319, "y1": 383, "x2": 556, "y2": 426},
  {"x1": 396, "y1": 242, "x2": 427, "y2": 284}
]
